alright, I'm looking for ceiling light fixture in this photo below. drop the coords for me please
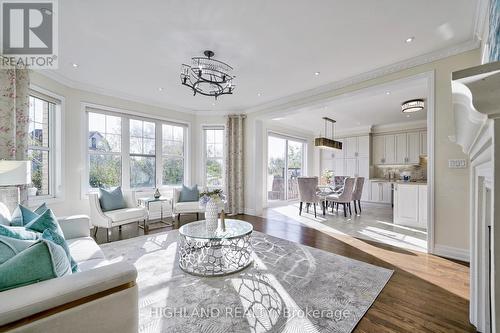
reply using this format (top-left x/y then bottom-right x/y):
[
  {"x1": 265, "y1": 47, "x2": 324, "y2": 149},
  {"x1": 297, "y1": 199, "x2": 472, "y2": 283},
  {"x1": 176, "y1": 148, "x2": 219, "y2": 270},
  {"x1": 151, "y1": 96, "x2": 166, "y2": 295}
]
[
  {"x1": 385, "y1": 91, "x2": 391, "y2": 95},
  {"x1": 315, "y1": 117, "x2": 343, "y2": 150},
  {"x1": 158, "y1": 87, "x2": 164, "y2": 92},
  {"x1": 71, "y1": 63, "x2": 79, "y2": 68},
  {"x1": 257, "y1": 92, "x2": 262, "y2": 97},
  {"x1": 401, "y1": 99, "x2": 425, "y2": 113},
  {"x1": 180, "y1": 50, "x2": 235, "y2": 100},
  {"x1": 314, "y1": 72, "x2": 320, "y2": 76},
  {"x1": 405, "y1": 36, "x2": 415, "y2": 43}
]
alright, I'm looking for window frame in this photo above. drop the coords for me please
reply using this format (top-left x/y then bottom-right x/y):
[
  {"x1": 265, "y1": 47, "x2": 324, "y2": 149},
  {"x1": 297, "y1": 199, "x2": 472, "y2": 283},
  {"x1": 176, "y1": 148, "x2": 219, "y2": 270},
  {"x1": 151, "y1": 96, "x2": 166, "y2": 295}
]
[
  {"x1": 129, "y1": 118, "x2": 156, "y2": 189},
  {"x1": 202, "y1": 125, "x2": 225, "y2": 190},
  {"x1": 27, "y1": 87, "x2": 64, "y2": 204},
  {"x1": 84, "y1": 104, "x2": 189, "y2": 194},
  {"x1": 161, "y1": 123, "x2": 186, "y2": 187}
]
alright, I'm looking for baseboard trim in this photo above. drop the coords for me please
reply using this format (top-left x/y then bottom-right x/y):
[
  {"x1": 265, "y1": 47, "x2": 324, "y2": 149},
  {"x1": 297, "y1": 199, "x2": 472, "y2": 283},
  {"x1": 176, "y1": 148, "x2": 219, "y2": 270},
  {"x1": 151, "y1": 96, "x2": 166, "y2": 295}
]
[
  {"x1": 244, "y1": 208, "x2": 256, "y2": 216},
  {"x1": 433, "y1": 244, "x2": 470, "y2": 262}
]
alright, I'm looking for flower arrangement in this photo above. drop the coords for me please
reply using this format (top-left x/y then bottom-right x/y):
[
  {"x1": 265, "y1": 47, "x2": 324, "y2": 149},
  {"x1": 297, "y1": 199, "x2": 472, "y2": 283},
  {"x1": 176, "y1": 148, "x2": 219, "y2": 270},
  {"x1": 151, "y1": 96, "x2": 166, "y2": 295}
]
[
  {"x1": 199, "y1": 188, "x2": 226, "y2": 206},
  {"x1": 322, "y1": 169, "x2": 334, "y2": 184}
]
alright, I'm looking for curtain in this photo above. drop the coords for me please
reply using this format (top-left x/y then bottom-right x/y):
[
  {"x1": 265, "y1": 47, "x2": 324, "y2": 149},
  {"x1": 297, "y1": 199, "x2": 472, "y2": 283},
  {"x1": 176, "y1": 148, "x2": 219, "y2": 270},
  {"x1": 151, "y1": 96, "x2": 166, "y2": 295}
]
[
  {"x1": 0, "y1": 68, "x2": 30, "y2": 160},
  {"x1": 225, "y1": 114, "x2": 245, "y2": 215}
]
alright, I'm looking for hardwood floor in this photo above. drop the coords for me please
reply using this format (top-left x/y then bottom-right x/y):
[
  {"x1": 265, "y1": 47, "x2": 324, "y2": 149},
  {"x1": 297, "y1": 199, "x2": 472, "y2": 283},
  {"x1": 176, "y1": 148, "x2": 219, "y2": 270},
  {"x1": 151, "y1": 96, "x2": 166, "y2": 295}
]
[{"x1": 94, "y1": 213, "x2": 475, "y2": 333}]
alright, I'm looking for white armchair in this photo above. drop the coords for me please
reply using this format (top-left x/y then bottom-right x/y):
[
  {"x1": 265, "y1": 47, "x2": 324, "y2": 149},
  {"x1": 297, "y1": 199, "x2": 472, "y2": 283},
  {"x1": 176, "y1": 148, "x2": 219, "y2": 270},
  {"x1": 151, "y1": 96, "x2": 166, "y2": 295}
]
[
  {"x1": 172, "y1": 187, "x2": 204, "y2": 225},
  {"x1": 89, "y1": 190, "x2": 147, "y2": 242}
]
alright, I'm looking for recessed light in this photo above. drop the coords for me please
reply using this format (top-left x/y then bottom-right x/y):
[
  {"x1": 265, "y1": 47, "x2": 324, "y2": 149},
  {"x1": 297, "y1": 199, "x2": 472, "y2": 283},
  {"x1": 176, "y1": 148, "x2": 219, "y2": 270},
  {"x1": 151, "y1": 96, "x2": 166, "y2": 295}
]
[
  {"x1": 385, "y1": 91, "x2": 391, "y2": 95},
  {"x1": 158, "y1": 87, "x2": 164, "y2": 92},
  {"x1": 314, "y1": 72, "x2": 320, "y2": 76},
  {"x1": 257, "y1": 93, "x2": 262, "y2": 97},
  {"x1": 406, "y1": 114, "x2": 411, "y2": 118},
  {"x1": 71, "y1": 63, "x2": 79, "y2": 68},
  {"x1": 405, "y1": 36, "x2": 415, "y2": 43},
  {"x1": 272, "y1": 117, "x2": 285, "y2": 121},
  {"x1": 212, "y1": 102, "x2": 216, "y2": 106}
]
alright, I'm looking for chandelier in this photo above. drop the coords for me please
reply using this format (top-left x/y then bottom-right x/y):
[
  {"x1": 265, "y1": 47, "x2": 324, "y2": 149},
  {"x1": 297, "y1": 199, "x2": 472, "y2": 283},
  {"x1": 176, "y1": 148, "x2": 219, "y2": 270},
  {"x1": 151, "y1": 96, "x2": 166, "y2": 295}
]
[
  {"x1": 315, "y1": 117, "x2": 343, "y2": 150},
  {"x1": 401, "y1": 99, "x2": 425, "y2": 113},
  {"x1": 180, "y1": 50, "x2": 235, "y2": 100}
]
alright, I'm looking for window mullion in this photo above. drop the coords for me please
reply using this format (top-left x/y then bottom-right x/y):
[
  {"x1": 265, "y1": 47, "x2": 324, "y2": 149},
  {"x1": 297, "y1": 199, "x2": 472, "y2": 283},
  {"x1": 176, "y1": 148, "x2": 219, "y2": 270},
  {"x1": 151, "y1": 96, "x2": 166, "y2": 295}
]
[
  {"x1": 122, "y1": 117, "x2": 130, "y2": 190},
  {"x1": 156, "y1": 121, "x2": 162, "y2": 187}
]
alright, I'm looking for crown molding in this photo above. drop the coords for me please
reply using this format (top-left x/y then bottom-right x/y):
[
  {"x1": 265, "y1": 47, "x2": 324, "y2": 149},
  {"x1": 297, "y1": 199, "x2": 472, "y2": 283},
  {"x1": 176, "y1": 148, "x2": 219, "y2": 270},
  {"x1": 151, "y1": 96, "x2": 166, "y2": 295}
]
[{"x1": 245, "y1": 39, "x2": 480, "y2": 115}]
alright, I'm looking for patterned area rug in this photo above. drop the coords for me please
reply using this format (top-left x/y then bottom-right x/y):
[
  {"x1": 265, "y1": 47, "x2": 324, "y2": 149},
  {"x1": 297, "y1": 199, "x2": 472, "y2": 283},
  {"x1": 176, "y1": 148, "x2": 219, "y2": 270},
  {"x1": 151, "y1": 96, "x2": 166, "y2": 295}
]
[{"x1": 101, "y1": 230, "x2": 393, "y2": 333}]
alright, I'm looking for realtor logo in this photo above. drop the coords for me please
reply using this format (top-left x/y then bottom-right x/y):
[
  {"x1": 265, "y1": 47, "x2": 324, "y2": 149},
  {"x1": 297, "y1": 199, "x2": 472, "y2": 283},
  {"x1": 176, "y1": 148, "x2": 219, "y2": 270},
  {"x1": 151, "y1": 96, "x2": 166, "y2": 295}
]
[{"x1": 1, "y1": 0, "x2": 58, "y2": 68}]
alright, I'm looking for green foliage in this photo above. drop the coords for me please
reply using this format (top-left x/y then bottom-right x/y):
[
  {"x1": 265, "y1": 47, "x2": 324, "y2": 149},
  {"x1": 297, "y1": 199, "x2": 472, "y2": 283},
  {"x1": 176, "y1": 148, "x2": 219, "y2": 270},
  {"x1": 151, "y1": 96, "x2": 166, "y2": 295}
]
[
  {"x1": 163, "y1": 158, "x2": 183, "y2": 186},
  {"x1": 206, "y1": 159, "x2": 222, "y2": 186},
  {"x1": 89, "y1": 155, "x2": 121, "y2": 188},
  {"x1": 267, "y1": 157, "x2": 285, "y2": 176}
]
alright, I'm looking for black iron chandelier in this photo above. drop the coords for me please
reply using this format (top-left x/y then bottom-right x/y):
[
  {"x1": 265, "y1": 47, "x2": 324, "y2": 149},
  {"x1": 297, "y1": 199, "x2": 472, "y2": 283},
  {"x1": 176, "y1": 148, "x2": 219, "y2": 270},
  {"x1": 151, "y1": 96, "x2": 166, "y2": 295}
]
[{"x1": 180, "y1": 50, "x2": 235, "y2": 100}]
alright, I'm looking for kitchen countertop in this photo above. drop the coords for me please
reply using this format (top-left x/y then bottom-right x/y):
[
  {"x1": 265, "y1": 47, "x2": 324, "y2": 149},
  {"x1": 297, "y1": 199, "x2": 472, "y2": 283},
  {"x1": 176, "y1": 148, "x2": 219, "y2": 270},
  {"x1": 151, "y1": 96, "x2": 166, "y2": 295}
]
[{"x1": 369, "y1": 178, "x2": 427, "y2": 185}]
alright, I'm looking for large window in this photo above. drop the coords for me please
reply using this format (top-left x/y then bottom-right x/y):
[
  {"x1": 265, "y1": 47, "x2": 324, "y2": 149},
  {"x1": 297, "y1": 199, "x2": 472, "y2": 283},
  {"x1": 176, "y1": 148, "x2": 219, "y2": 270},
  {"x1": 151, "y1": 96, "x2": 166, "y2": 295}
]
[
  {"x1": 203, "y1": 127, "x2": 224, "y2": 188},
  {"x1": 28, "y1": 96, "x2": 54, "y2": 196},
  {"x1": 88, "y1": 112, "x2": 122, "y2": 188},
  {"x1": 162, "y1": 124, "x2": 184, "y2": 186},
  {"x1": 87, "y1": 109, "x2": 186, "y2": 190},
  {"x1": 130, "y1": 119, "x2": 156, "y2": 188}
]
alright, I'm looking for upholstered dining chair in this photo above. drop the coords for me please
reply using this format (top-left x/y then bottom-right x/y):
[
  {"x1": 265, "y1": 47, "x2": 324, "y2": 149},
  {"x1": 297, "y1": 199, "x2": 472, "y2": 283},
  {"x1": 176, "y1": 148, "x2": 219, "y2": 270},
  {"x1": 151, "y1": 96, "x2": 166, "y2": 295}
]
[
  {"x1": 352, "y1": 177, "x2": 365, "y2": 214},
  {"x1": 326, "y1": 177, "x2": 355, "y2": 217},
  {"x1": 297, "y1": 176, "x2": 324, "y2": 218},
  {"x1": 332, "y1": 175, "x2": 349, "y2": 194}
]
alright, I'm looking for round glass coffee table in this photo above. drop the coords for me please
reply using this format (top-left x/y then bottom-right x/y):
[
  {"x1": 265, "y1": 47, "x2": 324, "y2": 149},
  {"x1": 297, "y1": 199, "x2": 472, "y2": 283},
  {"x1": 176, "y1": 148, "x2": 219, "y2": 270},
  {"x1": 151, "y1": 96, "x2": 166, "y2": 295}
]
[{"x1": 178, "y1": 219, "x2": 253, "y2": 277}]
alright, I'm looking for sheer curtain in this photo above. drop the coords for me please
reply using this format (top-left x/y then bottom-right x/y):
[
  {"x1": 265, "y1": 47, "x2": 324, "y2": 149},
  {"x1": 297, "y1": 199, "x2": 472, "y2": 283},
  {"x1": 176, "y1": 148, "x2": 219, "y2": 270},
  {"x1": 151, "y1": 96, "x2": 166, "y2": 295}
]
[{"x1": 225, "y1": 114, "x2": 245, "y2": 215}]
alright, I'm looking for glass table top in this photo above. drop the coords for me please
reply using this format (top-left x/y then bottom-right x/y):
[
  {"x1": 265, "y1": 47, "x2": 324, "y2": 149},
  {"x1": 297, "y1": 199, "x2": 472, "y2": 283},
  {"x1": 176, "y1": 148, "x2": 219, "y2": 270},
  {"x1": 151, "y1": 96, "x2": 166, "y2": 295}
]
[
  {"x1": 138, "y1": 196, "x2": 170, "y2": 203},
  {"x1": 179, "y1": 219, "x2": 253, "y2": 240}
]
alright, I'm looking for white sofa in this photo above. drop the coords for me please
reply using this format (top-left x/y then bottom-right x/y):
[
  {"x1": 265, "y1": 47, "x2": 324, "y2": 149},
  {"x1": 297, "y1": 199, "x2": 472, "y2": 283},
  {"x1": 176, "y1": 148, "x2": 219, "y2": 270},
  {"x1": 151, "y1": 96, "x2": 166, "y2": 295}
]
[
  {"x1": 89, "y1": 190, "x2": 147, "y2": 242},
  {"x1": 172, "y1": 187, "x2": 204, "y2": 225},
  {"x1": 0, "y1": 215, "x2": 138, "y2": 333}
]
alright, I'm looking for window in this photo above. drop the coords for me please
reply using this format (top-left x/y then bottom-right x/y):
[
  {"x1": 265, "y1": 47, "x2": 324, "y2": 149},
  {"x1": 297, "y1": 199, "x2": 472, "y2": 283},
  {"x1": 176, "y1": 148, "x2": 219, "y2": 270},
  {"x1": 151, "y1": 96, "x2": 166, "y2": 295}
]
[
  {"x1": 28, "y1": 96, "x2": 54, "y2": 196},
  {"x1": 130, "y1": 119, "x2": 156, "y2": 188},
  {"x1": 88, "y1": 112, "x2": 122, "y2": 188},
  {"x1": 203, "y1": 127, "x2": 224, "y2": 188},
  {"x1": 86, "y1": 109, "x2": 187, "y2": 191},
  {"x1": 162, "y1": 124, "x2": 184, "y2": 186}
]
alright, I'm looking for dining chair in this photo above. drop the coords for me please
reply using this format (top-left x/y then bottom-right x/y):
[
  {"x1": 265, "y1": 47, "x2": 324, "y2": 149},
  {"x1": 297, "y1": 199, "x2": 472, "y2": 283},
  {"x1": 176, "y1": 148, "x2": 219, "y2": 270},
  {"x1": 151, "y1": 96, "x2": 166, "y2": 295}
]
[
  {"x1": 326, "y1": 177, "x2": 356, "y2": 217},
  {"x1": 352, "y1": 177, "x2": 365, "y2": 214},
  {"x1": 297, "y1": 177, "x2": 325, "y2": 218}
]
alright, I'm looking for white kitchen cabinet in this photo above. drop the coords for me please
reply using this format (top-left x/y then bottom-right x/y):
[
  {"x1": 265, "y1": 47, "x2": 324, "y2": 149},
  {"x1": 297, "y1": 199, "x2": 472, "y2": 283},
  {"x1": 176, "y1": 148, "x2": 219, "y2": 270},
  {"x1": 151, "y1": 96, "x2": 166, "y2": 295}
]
[
  {"x1": 357, "y1": 157, "x2": 369, "y2": 178},
  {"x1": 357, "y1": 135, "x2": 370, "y2": 158},
  {"x1": 371, "y1": 182, "x2": 381, "y2": 202},
  {"x1": 395, "y1": 133, "x2": 407, "y2": 164},
  {"x1": 420, "y1": 131, "x2": 427, "y2": 155},
  {"x1": 384, "y1": 135, "x2": 396, "y2": 164},
  {"x1": 407, "y1": 132, "x2": 420, "y2": 164},
  {"x1": 394, "y1": 183, "x2": 427, "y2": 228},
  {"x1": 372, "y1": 136, "x2": 385, "y2": 165},
  {"x1": 334, "y1": 158, "x2": 344, "y2": 175},
  {"x1": 361, "y1": 179, "x2": 370, "y2": 201},
  {"x1": 382, "y1": 182, "x2": 392, "y2": 204},
  {"x1": 344, "y1": 137, "x2": 358, "y2": 158},
  {"x1": 368, "y1": 181, "x2": 392, "y2": 204},
  {"x1": 344, "y1": 158, "x2": 356, "y2": 177}
]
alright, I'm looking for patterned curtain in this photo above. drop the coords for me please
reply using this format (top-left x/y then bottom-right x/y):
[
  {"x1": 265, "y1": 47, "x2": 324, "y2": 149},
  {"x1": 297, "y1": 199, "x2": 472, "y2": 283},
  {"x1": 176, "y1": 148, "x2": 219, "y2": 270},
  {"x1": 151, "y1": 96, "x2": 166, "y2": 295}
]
[
  {"x1": 0, "y1": 68, "x2": 30, "y2": 160},
  {"x1": 225, "y1": 114, "x2": 245, "y2": 215}
]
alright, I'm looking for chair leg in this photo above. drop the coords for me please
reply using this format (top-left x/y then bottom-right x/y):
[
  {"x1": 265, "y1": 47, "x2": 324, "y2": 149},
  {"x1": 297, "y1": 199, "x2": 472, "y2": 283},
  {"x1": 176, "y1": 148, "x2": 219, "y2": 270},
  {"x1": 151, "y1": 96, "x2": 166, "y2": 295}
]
[
  {"x1": 299, "y1": 202, "x2": 303, "y2": 215},
  {"x1": 354, "y1": 201, "x2": 358, "y2": 215},
  {"x1": 106, "y1": 228, "x2": 111, "y2": 243},
  {"x1": 313, "y1": 203, "x2": 317, "y2": 218},
  {"x1": 119, "y1": 225, "x2": 122, "y2": 231},
  {"x1": 306, "y1": 203, "x2": 310, "y2": 213},
  {"x1": 358, "y1": 200, "x2": 362, "y2": 213},
  {"x1": 348, "y1": 203, "x2": 352, "y2": 216},
  {"x1": 322, "y1": 201, "x2": 326, "y2": 216},
  {"x1": 331, "y1": 202, "x2": 335, "y2": 213},
  {"x1": 343, "y1": 203, "x2": 347, "y2": 217},
  {"x1": 196, "y1": 213, "x2": 199, "y2": 220},
  {"x1": 93, "y1": 226, "x2": 98, "y2": 238}
]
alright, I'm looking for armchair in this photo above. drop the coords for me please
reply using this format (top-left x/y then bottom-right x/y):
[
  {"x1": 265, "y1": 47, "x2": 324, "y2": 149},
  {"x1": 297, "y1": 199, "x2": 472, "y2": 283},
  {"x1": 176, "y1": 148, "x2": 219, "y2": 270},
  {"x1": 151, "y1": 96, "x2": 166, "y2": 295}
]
[
  {"x1": 172, "y1": 187, "x2": 204, "y2": 226},
  {"x1": 89, "y1": 190, "x2": 147, "y2": 242},
  {"x1": 326, "y1": 177, "x2": 355, "y2": 217}
]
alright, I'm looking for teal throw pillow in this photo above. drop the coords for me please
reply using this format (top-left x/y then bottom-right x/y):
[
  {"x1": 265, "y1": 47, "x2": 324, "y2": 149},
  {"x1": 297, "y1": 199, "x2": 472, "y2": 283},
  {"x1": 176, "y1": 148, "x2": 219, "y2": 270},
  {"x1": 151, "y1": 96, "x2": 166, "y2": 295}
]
[
  {"x1": 0, "y1": 236, "x2": 37, "y2": 264},
  {"x1": 33, "y1": 203, "x2": 49, "y2": 215},
  {"x1": 0, "y1": 225, "x2": 39, "y2": 240},
  {"x1": 0, "y1": 240, "x2": 71, "y2": 292},
  {"x1": 99, "y1": 187, "x2": 126, "y2": 212},
  {"x1": 41, "y1": 229, "x2": 78, "y2": 273},
  {"x1": 179, "y1": 184, "x2": 199, "y2": 202},
  {"x1": 25, "y1": 209, "x2": 65, "y2": 239},
  {"x1": 10, "y1": 203, "x2": 48, "y2": 227}
]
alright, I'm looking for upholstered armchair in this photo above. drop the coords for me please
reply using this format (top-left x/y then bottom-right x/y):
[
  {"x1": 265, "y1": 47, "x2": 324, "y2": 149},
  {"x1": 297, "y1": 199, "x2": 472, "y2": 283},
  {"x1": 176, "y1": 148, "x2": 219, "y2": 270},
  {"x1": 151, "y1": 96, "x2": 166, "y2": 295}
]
[
  {"x1": 172, "y1": 187, "x2": 205, "y2": 225},
  {"x1": 326, "y1": 177, "x2": 355, "y2": 217},
  {"x1": 89, "y1": 190, "x2": 147, "y2": 242},
  {"x1": 297, "y1": 177, "x2": 324, "y2": 218},
  {"x1": 352, "y1": 177, "x2": 365, "y2": 214}
]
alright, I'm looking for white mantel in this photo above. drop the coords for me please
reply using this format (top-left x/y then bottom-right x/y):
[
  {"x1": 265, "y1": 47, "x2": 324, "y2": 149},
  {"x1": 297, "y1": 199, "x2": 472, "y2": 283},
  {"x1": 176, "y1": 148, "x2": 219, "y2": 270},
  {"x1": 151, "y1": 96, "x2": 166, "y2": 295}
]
[{"x1": 451, "y1": 62, "x2": 500, "y2": 333}]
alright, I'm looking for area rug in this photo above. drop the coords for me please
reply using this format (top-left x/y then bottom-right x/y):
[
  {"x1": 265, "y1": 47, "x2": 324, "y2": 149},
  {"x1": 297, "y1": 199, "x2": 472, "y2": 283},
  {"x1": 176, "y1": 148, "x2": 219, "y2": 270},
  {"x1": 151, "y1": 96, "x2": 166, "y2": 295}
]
[{"x1": 100, "y1": 230, "x2": 393, "y2": 333}]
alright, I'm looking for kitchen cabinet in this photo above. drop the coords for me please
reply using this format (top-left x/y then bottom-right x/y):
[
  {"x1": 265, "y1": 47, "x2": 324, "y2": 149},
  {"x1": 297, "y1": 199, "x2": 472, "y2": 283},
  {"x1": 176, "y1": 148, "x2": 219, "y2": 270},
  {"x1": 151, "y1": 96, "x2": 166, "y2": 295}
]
[
  {"x1": 395, "y1": 133, "x2": 407, "y2": 164},
  {"x1": 407, "y1": 132, "x2": 420, "y2": 164},
  {"x1": 394, "y1": 183, "x2": 427, "y2": 228},
  {"x1": 369, "y1": 181, "x2": 392, "y2": 204},
  {"x1": 334, "y1": 158, "x2": 345, "y2": 176},
  {"x1": 420, "y1": 131, "x2": 427, "y2": 155},
  {"x1": 357, "y1": 136, "x2": 370, "y2": 158},
  {"x1": 344, "y1": 137, "x2": 358, "y2": 158},
  {"x1": 345, "y1": 158, "x2": 356, "y2": 177},
  {"x1": 372, "y1": 136, "x2": 385, "y2": 165},
  {"x1": 385, "y1": 135, "x2": 396, "y2": 164}
]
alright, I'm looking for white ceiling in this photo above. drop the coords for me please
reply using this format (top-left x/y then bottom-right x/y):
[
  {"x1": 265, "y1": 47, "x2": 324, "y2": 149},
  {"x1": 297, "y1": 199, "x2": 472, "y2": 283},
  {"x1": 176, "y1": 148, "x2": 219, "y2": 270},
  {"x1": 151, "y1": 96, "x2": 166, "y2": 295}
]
[
  {"x1": 48, "y1": 0, "x2": 478, "y2": 113},
  {"x1": 266, "y1": 77, "x2": 428, "y2": 134}
]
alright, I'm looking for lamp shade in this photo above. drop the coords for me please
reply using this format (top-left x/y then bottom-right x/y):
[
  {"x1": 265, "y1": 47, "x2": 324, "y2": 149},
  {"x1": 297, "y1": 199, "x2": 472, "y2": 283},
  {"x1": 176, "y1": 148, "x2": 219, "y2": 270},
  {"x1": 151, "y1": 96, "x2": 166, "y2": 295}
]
[{"x1": 0, "y1": 161, "x2": 31, "y2": 186}]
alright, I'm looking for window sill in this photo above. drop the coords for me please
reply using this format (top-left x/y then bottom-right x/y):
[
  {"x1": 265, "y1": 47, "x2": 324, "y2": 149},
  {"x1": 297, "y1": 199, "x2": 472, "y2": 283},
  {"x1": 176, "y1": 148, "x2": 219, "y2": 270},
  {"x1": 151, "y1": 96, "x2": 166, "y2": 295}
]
[{"x1": 27, "y1": 196, "x2": 64, "y2": 208}]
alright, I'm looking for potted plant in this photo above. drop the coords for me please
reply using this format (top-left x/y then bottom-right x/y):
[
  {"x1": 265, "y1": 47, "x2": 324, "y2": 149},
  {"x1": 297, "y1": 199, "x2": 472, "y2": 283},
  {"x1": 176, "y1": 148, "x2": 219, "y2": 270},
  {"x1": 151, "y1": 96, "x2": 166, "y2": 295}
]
[{"x1": 322, "y1": 169, "x2": 334, "y2": 185}]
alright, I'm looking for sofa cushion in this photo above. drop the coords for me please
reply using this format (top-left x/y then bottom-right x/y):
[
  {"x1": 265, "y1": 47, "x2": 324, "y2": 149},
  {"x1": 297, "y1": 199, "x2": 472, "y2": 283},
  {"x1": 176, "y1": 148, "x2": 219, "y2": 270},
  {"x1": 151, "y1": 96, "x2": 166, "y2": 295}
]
[
  {"x1": 66, "y1": 237, "x2": 105, "y2": 263},
  {"x1": 103, "y1": 207, "x2": 145, "y2": 222},
  {"x1": 0, "y1": 225, "x2": 39, "y2": 240},
  {"x1": 175, "y1": 201, "x2": 204, "y2": 213},
  {"x1": 10, "y1": 204, "x2": 39, "y2": 227},
  {"x1": 42, "y1": 229, "x2": 79, "y2": 273},
  {"x1": 0, "y1": 236, "x2": 37, "y2": 264},
  {"x1": 0, "y1": 240, "x2": 71, "y2": 292},
  {"x1": 178, "y1": 184, "x2": 199, "y2": 202},
  {"x1": 99, "y1": 187, "x2": 127, "y2": 212},
  {"x1": 25, "y1": 209, "x2": 65, "y2": 239},
  {"x1": 0, "y1": 203, "x2": 11, "y2": 226}
]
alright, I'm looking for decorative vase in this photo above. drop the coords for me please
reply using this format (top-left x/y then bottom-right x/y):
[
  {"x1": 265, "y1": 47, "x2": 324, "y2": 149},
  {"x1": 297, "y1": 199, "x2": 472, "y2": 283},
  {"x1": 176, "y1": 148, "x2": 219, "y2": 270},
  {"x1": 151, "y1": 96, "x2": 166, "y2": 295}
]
[
  {"x1": 205, "y1": 198, "x2": 219, "y2": 234},
  {"x1": 153, "y1": 188, "x2": 161, "y2": 199}
]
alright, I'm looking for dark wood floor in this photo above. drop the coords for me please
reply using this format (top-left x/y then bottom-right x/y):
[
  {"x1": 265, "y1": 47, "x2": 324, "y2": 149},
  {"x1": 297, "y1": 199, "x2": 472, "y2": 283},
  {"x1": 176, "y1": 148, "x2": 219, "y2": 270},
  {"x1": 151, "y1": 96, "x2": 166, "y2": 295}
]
[{"x1": 94, "y1": 213, "x2": 475, "y2": 333}]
